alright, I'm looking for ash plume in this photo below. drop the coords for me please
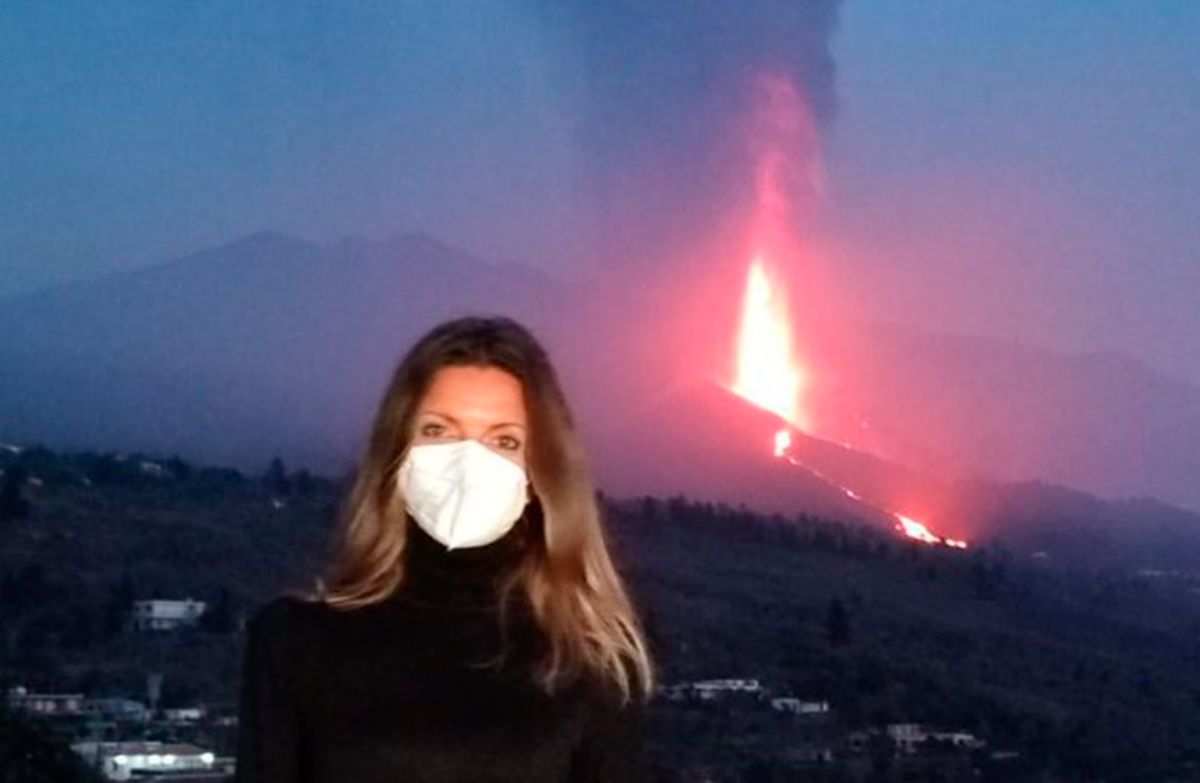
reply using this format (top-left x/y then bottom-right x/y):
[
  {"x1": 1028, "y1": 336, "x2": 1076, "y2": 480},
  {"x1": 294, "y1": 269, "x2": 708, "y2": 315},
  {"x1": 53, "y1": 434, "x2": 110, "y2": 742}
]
[{"x1": 537, "y1": 0, "x2": 843, "y2": 273}]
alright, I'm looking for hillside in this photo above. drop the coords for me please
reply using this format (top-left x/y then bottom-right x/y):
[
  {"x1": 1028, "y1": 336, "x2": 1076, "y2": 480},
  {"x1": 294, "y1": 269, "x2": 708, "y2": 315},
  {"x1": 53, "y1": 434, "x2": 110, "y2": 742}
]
[{"x1": 2, "y1": 446, "x2": 1199, "y2": 781}]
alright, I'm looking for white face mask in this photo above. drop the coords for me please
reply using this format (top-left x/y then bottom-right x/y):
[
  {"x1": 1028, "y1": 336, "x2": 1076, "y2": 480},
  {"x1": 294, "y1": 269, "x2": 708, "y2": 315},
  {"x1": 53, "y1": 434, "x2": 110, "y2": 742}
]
[{"x1": 397, "y1": 439, "x2": 530, "y2": 550}]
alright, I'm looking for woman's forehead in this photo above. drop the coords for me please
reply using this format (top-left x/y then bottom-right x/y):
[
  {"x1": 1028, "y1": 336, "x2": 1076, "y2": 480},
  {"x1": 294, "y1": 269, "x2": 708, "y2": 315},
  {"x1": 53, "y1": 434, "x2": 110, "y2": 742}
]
[{"x1": 418, "y1": 365, "x2": 527, "y2": 424}]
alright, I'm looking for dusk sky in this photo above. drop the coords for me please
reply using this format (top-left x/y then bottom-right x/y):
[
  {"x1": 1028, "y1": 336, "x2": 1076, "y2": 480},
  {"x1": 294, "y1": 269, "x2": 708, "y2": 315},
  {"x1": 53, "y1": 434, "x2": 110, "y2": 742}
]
[{"x1": 3, "y1": 1, "x2": 1198, "y2": 384}]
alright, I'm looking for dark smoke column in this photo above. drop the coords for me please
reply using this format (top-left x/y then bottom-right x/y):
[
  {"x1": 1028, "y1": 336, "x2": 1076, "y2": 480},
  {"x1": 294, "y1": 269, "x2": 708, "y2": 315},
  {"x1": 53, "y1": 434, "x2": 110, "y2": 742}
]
[{"x1": 541, "y1": 0, "x2": 842, "y2": 276}]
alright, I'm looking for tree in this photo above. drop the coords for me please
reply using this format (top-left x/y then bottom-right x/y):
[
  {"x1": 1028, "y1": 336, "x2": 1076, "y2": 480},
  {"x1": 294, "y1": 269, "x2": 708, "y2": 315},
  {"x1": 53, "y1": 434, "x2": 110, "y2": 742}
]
[
  {"x1": 293, "y1": 468, "x2": 315, "y2": 498},
  {"x1": 102, "y1": 575, "x2": 136, "y2": 638},
  {"x1": 865, "y1": 732, "x2": 895, "y2": 782},
  {"x1": 165, "y1": 455, "x2": 193, "y2": 481},
  {"x1": 60, "y1": 603, "x2": 96, "y2": 651},
  {"x1": 87, "y1": 453, "x2": 124, "y2": 484},
  {"x1": 742, "y1": 759, "x2": 774, "y2": 783},
  {"x1": 264, "y1": 457, "x2": 291, "y2": 496},
  {"x1": 855, "y1": 656, "x2": 889, "y2": 696},
  {"x1": 200, "y1": 588, "x2": 236, "y2": 634},
  {"x1": 826, "y1": 598, "x2": 852, "y2": 648},
  {"x1": 972, "y1": 564, "x2": 996, "y2": 600},
  {"x1": 0, "y1": 464, "x2": 29, "y2": 521},
  {"x1": 0, "y1": 702, "x2": 102, "y2": 782}
]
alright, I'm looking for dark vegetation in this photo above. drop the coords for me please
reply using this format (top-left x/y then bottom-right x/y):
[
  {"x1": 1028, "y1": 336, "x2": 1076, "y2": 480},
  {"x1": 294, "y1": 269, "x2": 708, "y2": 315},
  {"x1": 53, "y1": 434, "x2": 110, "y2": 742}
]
[
  {"x1": 0, "y1": 698, "x2": 101, "y2": 783},
  {"x1": 2, "y1": 444, "x2": 1200, "y2": 781}
]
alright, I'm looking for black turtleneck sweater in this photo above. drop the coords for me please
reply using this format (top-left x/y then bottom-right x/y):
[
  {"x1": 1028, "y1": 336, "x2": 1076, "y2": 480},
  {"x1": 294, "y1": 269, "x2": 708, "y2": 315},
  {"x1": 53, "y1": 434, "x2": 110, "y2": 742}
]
[{"x1": 234, "y1": 526, "x2": 646, "y2": 783}]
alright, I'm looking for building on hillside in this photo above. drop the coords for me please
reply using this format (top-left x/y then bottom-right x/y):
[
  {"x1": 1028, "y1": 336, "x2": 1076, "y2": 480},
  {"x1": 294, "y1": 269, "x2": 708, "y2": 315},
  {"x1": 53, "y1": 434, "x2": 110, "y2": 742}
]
[
  {"x1": 6, "y1": 686, "x2": 84, "y2": 716},
  {"x1": 688, "y1": 679, "x2": 763, "y2": 701},
  {"x1": 132, "y1": 599, "x2": 206, "y2": 631},
  {"x1": 163, "y1": 706, "x2": 206, "y2": 724},
  {"x1": 770, "y1": 697, "x2": 830, "y2": 715},
  {"x1": 72, "y1": 741, "x2": 222, "y2": 781},
  {"x1": 661, "y1": 678, "x2": 772, "y2": 703},
  {"x1": 887, "y1": 723, "x2": 928, "y2": 754},
  {"x1": 138, "y1": 460, "x2": 167, "y2": 477},
  {"x1": 884, "y1": 723, "x2": 986, "y2": 755},
  {"x1": 926, "y1": 730, "x2": 986, "y2": 751}
]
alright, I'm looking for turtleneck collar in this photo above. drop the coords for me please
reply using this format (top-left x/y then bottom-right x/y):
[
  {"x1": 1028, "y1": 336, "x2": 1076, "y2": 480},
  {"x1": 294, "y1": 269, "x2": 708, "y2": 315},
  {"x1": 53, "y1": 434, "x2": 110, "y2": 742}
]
[{"x1": 397, "y1": 517, "x2": 528, "y2": 611}]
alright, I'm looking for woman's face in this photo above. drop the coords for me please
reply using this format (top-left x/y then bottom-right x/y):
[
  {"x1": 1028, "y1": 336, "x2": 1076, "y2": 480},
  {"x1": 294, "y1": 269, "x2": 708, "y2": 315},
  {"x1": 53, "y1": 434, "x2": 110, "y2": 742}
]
[{"x1": 411, "y1": 365, "x2": 529, "y2": 468}]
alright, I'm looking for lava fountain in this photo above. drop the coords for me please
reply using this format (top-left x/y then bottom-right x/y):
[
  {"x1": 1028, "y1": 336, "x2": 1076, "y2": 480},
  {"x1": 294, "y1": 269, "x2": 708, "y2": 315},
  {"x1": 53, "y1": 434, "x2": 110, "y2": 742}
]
[{"x1": 733, "y1": 260, "x2": 806, "y2": 429}]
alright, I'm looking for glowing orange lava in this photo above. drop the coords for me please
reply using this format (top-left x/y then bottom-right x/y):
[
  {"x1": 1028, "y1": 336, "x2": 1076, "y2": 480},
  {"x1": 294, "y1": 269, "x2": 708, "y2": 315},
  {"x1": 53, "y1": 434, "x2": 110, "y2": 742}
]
[
  {"x1": 734, "y1": 261, "x2": 807, "y2": 429},
  {"x1": 772, "y1": 428, "x2": 968, "y2": 549},
  {"x1": 773, "y1": 428, "x2": 792, "y2": 457},
  {"x1": 895, "y1": 514, "x2": 969, "y2": 549},
  {"x1": 894, "y1": 514, "x2": 941, "y2": 545}
]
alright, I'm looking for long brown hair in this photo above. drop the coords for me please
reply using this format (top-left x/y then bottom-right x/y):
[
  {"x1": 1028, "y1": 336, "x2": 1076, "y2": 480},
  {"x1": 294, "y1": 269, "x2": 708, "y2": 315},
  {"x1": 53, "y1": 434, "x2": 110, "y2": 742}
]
[{"x1": 319, "y1": 316, "x2": 653, "y2": 700}]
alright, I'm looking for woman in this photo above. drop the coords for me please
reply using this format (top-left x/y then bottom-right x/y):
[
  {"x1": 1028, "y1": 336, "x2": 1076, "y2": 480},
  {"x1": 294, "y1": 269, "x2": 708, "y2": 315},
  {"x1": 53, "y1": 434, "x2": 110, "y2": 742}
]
[{"x1": 235, "y1": 316, "x2": 654, "y2": 783}]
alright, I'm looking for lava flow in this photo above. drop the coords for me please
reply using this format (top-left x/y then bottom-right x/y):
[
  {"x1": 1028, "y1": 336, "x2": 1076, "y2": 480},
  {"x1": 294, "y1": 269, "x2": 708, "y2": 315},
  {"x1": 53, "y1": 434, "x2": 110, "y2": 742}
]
[
  {"x1": 772, "y1": 424, "x2": 967, "y2": 549},
  {"x1": 727, "y1": 73, "x2": 966, "y2": 550}
]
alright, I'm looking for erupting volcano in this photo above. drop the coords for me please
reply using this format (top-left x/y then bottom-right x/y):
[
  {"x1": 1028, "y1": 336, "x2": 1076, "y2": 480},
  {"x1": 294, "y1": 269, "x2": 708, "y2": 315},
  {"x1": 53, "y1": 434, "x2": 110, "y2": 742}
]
[{"x1": 726, "y1": 74, "x2": 967, "y2": 550}]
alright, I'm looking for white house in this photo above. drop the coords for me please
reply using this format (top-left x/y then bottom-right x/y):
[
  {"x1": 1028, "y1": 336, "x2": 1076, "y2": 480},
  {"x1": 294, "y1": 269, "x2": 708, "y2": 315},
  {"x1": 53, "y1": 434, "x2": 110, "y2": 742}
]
[
  {"x1": 7, "y1": 686, "x2": 84, "y2": 716},
  {"x1": 665, "y1": 679, "x2": 764, "y2": 702},
  {"x1": 138, "y1": 460, "x2": 167, "y2": 477},
  {"x1": 927, "y1": 730, "x2": 986, "y2": 750},
  {"x1": 887, "y1": 723, "x2": 928, "y2": 754},
  {"x1": 770, "y1": 697, "x2": 830, "y2": 715},
  {"x1": 72, "y1": 741, "x2": 219, "y2": 781},
  {"x1": 163, "y1": 706, "x2": 205, "y2": 723},
  {"x1": 132, "y1": 599, "x2": 207, "y2": 631},
  {"x1": 886, "y1": 723, "x2": 986, "y2": 754},
  {"x1": 691, "y1": 679, "x2": 762, "y2": 697}
]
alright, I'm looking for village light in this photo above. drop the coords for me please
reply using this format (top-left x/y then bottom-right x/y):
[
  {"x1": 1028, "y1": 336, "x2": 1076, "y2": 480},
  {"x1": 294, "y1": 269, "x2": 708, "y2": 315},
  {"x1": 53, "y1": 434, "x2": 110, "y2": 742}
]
[
  {"x1": 201, "y1": 752, "x2": 216, "y2": 765},
  {"x1": 113, "y1": 755, "x2": 128, "y2": 765}
]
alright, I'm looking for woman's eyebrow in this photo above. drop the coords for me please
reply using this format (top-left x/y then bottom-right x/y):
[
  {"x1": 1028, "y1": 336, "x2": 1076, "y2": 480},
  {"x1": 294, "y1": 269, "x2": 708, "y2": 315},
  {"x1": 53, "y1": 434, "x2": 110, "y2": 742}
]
[
  {"x1": 486, "y1": 422, "x2": 528, "y2": 432},
  {"x1": 417, "y1": 412, "x2": 524, "y2": 431}
]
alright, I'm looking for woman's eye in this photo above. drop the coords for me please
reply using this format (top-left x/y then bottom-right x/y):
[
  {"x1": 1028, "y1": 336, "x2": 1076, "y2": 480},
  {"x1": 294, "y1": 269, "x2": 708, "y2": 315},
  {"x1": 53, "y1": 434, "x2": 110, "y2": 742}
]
[
  {"x1": 496, "y1": 434, "x2": 522, "y2": 452},
  {"x1": 419, "y1": 423, "x2": 446, "y2": 438}
]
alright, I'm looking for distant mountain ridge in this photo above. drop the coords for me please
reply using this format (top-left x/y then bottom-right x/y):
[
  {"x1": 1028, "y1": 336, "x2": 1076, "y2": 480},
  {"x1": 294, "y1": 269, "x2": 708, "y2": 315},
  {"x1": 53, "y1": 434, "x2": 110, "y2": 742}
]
[
  {"x1": 830, "y1": 323, "x2": 1200, "y2": 510},
  {"x1": 0, "y1": 231, "x2": 564, "y2": 472},
  {"x1": 2, "y1": 230, "x2": 1198, "y2": 521}
]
